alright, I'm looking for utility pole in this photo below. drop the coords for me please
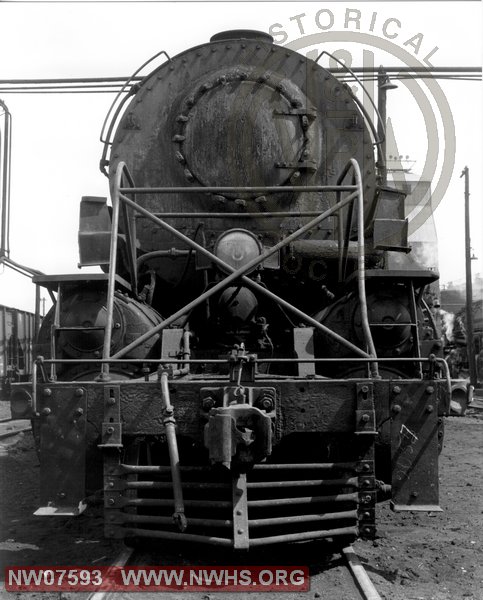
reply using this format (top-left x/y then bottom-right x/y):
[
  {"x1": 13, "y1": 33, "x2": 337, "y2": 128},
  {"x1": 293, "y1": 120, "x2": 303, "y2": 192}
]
[
  {"x1": 461, "y1": 166, "x2": 477, "y2": 388},
  {"x1": 377, "y1": 68, "x2": 398, "y2": 186}
]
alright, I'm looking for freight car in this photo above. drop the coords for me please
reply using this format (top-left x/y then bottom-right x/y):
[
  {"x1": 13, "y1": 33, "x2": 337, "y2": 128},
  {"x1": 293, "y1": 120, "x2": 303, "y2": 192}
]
[
  {"x1": 0, "y1": 305, "x2": 36, "y2": 402},
  {"x1": 10, "y1": 30, "x2": 450, "y2": 548}
]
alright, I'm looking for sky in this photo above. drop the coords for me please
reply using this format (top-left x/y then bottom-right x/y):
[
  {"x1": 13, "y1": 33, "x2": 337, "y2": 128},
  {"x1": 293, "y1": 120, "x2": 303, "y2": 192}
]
[{"x1": 0, "y1": 0, "x2": 481, "y2": 313}]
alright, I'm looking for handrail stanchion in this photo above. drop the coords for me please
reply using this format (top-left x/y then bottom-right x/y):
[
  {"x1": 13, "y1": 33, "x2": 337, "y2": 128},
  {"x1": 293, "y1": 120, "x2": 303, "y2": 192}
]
[
  {"x1": 351, "y1": 159, "x2": 379, "y2": 378},
  {"x1": 99, "y1": 162, "x2": 124, "y2": 380}
]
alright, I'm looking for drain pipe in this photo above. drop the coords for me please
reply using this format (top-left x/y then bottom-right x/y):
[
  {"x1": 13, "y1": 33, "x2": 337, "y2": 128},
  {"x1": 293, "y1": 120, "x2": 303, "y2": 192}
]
[{"x1": 343, "y1": 545, "x2": 382, "y2": 600}]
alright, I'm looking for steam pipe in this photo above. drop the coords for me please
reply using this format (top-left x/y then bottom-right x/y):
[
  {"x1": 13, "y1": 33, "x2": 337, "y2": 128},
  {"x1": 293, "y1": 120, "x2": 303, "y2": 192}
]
[{"x1": 160, "y1": 371, "x2": 187, "y2": 532}]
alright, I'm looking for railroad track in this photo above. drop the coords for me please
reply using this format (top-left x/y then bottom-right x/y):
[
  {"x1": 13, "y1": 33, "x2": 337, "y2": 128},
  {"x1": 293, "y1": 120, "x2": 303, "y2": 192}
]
[
  {"x1": 0, "y1": 418, "x2": 31, "y2": 440},
  {"x1": 83, "y1": 543, "x2": 381, "y2": 600}
]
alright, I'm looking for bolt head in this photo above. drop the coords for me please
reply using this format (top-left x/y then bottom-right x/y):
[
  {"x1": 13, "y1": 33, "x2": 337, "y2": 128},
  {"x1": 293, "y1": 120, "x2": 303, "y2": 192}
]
[
  {"x1": 426, "y1": 404, "x2": 434, "y2": 413},
  {"x1": 361, "y1": 414, "x2": 370, "y2": 423},
  {"x1": 41, "y1": 407, "x2": 51, "y2": 416},
  {"x1": 106, "y1": 426, "x2": 114, "y2": 434},
  {"x1": 392, "y1": 404, "x2": 402, "y2": 414},
  {"x1": 260, "y1": 397, "x2": 274, "y2": 411},
  {"x1": 392, "y1": 386, "x2": 402, "y2": 395},
  {"x1": 426, "y1": 386, "x2": 435, "y2": 395},
  {"x1": 42, "y1": 388, "x2": 52, "y2": 397},
  {"x1": 75, "y1": 388, "x2": 84, "y2": 397},
  {"x1": 202, "y1": 397, "x2": 215, "y2": 411},
  {"x1": 108, "y1": 498, "x2": 115, "y2": 506}
]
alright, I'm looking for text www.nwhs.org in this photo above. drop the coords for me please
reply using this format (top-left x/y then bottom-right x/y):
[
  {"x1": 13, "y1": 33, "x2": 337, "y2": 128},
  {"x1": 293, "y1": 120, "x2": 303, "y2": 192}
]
[{"x1": 5, "y1": 566, "x2": 309, "y2": 591}]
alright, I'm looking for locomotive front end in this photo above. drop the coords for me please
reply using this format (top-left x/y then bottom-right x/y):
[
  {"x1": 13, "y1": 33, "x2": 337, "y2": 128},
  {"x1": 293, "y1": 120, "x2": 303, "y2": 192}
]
[{"x1": 11, "y1": 29, "x2": 449, "y2": 549}]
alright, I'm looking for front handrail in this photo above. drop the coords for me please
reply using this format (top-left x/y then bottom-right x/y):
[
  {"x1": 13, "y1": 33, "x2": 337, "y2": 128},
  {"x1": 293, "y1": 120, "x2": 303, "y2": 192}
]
[
  {"x1": 100, "y1": 159, "x2": 379, "y2": 378},
  {"x1": 99, "y1": 50, "x2": 171, "y2": 177},
  {"x1": 33, "y1": 355, "x2": 451, "y2": 398}
]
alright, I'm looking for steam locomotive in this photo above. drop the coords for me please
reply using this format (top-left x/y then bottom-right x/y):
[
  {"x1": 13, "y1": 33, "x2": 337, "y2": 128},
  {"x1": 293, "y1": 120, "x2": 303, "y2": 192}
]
[{"x1": 10, "y1": 30, "x2": 449, "y2": 548}]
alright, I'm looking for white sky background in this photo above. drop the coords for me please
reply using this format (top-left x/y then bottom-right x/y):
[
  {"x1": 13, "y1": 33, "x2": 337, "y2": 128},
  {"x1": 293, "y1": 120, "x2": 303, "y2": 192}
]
[{"x1": 0, "y1": 0, "x2": 481, "y2": 312}]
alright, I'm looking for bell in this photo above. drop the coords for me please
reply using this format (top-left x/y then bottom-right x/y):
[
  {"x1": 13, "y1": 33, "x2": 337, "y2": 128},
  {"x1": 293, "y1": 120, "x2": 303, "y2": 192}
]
[{"x1": 379, "y1": 75, "x2": 398, "y2": 90}]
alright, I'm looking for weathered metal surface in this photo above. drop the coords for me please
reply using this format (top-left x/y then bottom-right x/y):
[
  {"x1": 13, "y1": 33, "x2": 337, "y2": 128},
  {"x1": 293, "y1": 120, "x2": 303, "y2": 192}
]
[
  {"x1": 36, "y1": 386, "x2": 87, "y2": 514},
  {"x1": 85, "y1": 377, "x2": 448, "y2": 438},
  {"x1": 108, "y1": 36, "x2": 376, "y2": 286},
  {"x1": 390, "y1": 382, "x2": 442, "y2": 511}
]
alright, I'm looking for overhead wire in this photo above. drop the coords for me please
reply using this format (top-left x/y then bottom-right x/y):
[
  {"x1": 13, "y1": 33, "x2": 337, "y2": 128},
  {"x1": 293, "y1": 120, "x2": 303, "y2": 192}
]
[{"x1": 0, "y1": 68, "x2": 480, "y2": 94}]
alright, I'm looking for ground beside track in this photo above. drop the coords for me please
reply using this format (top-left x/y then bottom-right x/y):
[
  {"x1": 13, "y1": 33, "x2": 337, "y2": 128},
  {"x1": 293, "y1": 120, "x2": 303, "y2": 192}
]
[{"x1": 0, "y1": 408, "x2": 482, "y2": 599}]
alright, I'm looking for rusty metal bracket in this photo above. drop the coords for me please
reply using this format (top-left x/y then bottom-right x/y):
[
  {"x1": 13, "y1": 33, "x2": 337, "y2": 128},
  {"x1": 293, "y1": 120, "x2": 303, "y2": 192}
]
[
  {"x1": 355, "y1": 383, "x2": 376, "y2": 436},
  {"x1": 98, "y1": 386, "x2": 122, "y2": 448}
]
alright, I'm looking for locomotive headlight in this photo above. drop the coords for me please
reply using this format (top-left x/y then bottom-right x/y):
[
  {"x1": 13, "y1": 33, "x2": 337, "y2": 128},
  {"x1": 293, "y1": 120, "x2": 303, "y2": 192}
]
[{"x1": 214, "y1": 229, "x2": 262, "y2": 274}]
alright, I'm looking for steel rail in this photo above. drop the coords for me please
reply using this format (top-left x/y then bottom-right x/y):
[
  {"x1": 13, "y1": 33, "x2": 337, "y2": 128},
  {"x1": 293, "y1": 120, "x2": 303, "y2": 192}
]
[
  {"x1": 343, "y1": 545, "x2": 382, "y2": 600},
  {"x1": 0, "y1": 425, "x2": 31, "y2": 441},
  {"x1": 86, "y1": 546, "x2": 134, "y2": 600},
  {"x1": 83, "y1": 547, "x2": 134, "y2": 600}
]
